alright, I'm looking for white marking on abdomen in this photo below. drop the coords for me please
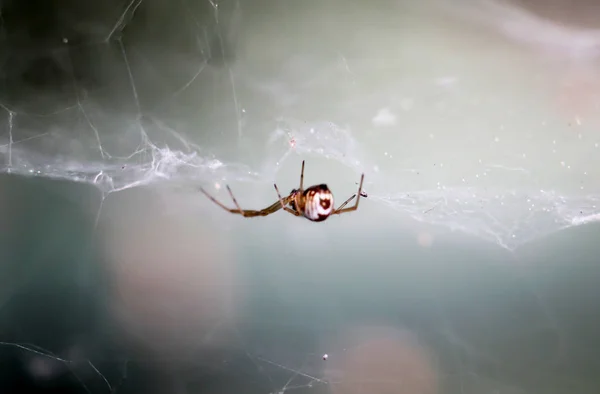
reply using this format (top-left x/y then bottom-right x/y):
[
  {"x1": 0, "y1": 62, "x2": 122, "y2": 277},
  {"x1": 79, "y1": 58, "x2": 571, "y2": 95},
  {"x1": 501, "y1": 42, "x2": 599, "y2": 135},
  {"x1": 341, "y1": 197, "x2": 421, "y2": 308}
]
[{"x1": 305, "y1": 191, "x2": 334, "y2": 221}]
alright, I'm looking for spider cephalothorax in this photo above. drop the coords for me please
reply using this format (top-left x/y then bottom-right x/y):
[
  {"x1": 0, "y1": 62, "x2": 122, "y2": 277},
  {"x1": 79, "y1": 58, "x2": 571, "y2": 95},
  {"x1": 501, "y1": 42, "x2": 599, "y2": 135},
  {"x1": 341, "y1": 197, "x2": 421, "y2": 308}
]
[
  {"x1": 288, "y1": 189, "x2": 299, "y2": 211},
  {"x1": 200, "y1": 161, "x2": 364, "y2": 221}
]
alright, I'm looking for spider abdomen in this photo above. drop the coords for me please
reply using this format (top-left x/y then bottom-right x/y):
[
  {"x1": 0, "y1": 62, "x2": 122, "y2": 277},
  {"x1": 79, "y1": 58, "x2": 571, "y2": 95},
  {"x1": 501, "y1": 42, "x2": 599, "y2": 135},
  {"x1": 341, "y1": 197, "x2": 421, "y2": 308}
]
[{"x1": 303, "y1": 184, "x2": 334, "y2": 222}]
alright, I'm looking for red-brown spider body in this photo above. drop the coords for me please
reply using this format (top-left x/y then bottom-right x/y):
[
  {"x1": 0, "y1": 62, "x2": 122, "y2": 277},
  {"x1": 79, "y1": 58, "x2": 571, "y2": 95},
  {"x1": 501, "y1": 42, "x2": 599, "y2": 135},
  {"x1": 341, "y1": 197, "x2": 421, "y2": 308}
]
[{"x1": 200, "y1": 161, "x2": 364, "y2": 221}]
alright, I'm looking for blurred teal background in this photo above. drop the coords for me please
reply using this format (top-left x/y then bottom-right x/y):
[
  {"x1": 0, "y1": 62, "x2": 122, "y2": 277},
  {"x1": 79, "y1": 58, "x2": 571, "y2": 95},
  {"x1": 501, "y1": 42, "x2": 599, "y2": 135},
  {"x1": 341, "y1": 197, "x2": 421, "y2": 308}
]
[{"x1": 2, "y1": 1, "x2": 600, "y2": 393}]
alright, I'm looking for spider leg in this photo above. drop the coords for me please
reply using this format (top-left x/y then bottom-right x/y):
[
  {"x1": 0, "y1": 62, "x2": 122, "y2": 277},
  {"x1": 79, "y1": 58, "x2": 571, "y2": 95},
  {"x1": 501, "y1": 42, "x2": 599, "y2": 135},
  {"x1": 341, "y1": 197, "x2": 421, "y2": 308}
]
[
  {"x1": 299, "y1": 160, "x2": 305, "y2": 190},
  {"x1": 283, "y1": 207, "x2": 301, "y2": 216},
  {"x1": 200, "y1": 187, "x2": 242, "y2": 214},
  {"x1": 274, "y1": 183, "x2": 286, "y2": 209},
  {"x1": 333, "y1": 173, "x2": 365, "y2": 215},
  {"x1": 226, "y1": 185, "x2": 244, "y2": 213},
  {"x1": 201, "y1": 186, "x2": 285, "y2": 217},
  {"x1": 274, "y1": 183, "x2": 301, "y2": 216},
  {"x1": 335, "y1": 194, "x2": 357, "y2": 211},
  {"x1": 336, "y1": 183, "x2": 368, "y2": 211}
]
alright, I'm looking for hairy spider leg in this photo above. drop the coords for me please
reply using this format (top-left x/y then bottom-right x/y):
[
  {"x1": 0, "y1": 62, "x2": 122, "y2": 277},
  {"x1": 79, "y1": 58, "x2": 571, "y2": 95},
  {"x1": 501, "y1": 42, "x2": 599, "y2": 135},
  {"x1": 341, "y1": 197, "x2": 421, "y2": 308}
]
[
  {"x1": 200, "y1": 187, "x2": 285, "y2": 217},
  {"x1": 333, "y1": 173, "x2": 365, "y2": 214},
  {"x1": 274, "y1": 184, "x2": 301, "y2": 216}
]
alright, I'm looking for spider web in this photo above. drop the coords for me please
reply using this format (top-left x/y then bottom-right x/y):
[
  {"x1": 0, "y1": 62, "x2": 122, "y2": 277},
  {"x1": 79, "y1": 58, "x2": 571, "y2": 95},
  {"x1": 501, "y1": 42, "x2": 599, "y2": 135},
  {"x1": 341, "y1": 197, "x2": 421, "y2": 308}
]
[
  {"x1": 1, "y1": 0, "x2": 600, "y2": 392},
  {"x1": 0, "y1": 0, "x2": 598, "y2": 253}
]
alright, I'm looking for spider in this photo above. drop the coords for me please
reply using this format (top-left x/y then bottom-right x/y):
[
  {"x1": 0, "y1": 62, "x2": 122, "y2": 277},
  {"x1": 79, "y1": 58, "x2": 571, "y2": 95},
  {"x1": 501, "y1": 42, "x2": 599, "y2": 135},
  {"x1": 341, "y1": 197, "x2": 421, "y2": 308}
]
[{"x1": 200, "y1": 160, "x2": 365, "y2": 222}]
